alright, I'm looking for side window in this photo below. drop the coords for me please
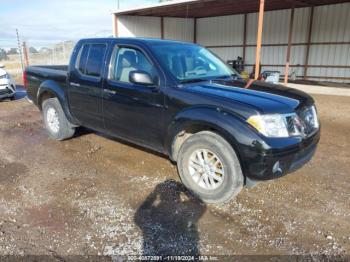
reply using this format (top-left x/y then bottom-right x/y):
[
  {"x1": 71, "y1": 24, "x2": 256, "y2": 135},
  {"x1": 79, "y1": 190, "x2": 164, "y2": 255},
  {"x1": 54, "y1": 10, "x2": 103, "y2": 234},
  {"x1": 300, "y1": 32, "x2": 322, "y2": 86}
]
[
  {"x1": 75, "y1": 43, "x2": 107, "y2": 78},
  {"x1": 109, "y1": 46, "x2": 156, "y2": 84},
  {"x1": 76, "y1": 44, "x2": 89, "y2": 74}
]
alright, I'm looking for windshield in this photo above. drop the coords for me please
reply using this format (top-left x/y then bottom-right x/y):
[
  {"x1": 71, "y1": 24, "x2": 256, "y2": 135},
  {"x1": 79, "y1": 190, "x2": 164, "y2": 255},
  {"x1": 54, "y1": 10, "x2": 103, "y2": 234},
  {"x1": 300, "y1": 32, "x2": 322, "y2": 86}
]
[{"x1": 149, "y1": 43, "x2": 239, "y2": 83}]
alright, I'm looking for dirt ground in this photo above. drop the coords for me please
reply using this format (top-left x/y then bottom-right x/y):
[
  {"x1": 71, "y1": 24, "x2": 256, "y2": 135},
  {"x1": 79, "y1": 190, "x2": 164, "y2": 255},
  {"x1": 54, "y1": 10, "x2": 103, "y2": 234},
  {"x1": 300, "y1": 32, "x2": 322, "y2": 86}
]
[{"x1": 0, "y1": 88, "x2": 349, "y2": 260}]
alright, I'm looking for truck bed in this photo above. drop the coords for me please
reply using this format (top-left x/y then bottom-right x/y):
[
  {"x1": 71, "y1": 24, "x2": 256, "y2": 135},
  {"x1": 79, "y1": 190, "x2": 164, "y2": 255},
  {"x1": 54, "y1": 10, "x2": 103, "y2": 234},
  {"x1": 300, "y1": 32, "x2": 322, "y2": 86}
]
[
  {"x1": 27, "y1": 65, "x2": 68, "y2": 77},
  {"x1": 25, "y1": 65, "x2": 68, "y2": 105}
]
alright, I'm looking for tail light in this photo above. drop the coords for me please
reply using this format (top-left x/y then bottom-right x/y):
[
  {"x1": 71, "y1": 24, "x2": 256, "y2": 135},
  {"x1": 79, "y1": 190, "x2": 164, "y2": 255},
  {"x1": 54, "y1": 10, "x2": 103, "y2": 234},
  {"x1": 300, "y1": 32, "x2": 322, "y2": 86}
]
[{"x1": 23, "y1": 71, "x2": 28, "y2": 89}]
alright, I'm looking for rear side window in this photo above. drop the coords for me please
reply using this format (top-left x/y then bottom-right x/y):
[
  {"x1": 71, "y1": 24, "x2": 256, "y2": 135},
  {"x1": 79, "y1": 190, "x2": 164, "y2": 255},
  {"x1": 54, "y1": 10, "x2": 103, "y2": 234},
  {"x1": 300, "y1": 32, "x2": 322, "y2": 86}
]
[
  {"x1": 75, "y1": 43, "x2": 107, "y2": 78},
  {"x1": 85, "y1": 44, "x2": 107, "y2": 77},
  {"x1": 77, "y1": 45, "x2": 89, "y2": 73}
]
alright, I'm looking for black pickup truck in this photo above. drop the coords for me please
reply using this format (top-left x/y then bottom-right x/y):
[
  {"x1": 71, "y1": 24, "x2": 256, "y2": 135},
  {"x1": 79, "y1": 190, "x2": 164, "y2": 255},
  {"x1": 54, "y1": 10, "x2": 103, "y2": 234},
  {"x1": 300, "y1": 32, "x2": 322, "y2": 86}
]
[{"x1": 25, "y1": 38, "x2": 320, "y2": 204}]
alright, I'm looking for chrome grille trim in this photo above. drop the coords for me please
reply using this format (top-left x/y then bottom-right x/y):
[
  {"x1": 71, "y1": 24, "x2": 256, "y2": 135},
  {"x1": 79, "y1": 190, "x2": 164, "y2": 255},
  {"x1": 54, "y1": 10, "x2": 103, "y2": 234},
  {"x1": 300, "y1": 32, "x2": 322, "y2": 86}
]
[
  {"x1": 283, "y1": 106, "x2": 319, "y2": 138},
  {"x1": 299, "y1": 106, "x2": 319, "y2": 137}
]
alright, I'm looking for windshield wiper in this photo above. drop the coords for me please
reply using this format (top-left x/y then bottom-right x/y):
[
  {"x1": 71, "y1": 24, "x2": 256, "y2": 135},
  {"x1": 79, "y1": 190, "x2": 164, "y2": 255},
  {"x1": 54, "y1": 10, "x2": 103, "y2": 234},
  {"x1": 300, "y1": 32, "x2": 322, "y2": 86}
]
[
  {"x1": 180, "y1": 74, "x2": 240, "y2": 84},
  {"x1": 180, "y1": 78, "x2": 209, "y2": 84},
  {"x1": 213, "y1": 74, "x2": 239, "y2": 81}
]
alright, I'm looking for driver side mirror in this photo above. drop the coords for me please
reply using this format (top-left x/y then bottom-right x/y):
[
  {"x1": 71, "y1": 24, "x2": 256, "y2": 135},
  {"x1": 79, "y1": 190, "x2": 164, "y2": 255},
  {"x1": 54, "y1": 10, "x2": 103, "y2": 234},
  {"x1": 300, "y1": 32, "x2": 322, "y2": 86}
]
[{"x1": 129, "y1": 70, "x2": 155, "y2": 86}]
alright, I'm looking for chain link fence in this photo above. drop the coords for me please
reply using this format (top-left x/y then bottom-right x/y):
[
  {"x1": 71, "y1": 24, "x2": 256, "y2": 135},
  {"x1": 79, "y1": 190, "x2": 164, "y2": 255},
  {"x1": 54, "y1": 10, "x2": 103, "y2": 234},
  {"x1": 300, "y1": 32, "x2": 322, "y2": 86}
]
[
  {"x1": 26, "y1": 41, "x2": 76, "y2": 65},
  {"x1": 0, "y1": 40, "x2": 77, "y2": 83}
]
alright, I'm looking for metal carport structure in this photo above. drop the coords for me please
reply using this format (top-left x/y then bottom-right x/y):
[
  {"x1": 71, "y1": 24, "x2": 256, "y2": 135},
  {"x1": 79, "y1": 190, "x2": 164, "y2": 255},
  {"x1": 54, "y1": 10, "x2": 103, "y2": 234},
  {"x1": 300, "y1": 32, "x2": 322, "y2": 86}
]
[{"x1": 112, "y1": 0, "x2": 350, "y2": 83}]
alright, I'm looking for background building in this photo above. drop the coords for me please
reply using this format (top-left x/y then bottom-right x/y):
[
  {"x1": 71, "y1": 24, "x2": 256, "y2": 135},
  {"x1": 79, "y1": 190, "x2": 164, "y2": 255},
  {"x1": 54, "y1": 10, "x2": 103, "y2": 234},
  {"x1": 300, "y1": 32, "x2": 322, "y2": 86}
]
[{"x1": 112, "y1": 0, "x2": 350, "y2": 83}]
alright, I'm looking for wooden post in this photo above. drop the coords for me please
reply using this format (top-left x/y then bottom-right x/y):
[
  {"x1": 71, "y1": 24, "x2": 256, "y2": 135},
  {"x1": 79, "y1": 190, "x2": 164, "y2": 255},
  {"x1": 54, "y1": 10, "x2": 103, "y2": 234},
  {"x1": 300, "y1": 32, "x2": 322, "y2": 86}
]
[
  {"x1": 255, "y1": 0, "x2": 265, "y2": 80},
  {"x1": 284, "y1": 7, "x2": 295, "y2": 84},
  {"x1": 161, "y1": 17, "x2": 164, "y2": 39},
  {"x1": 243, "y1": 13, "x2": 247, "y2": 65},
  {"x1": 113, "y1": 14, "x2": 119, "y2": 37},
  {"x1": 193, "y1": 18, "x2": 197, "y2": 43},
  {"x1": 22, "y1": 42, "x2": 29, "y2": 67},
  {"x1": 303, "y1": 6, "x2": 314, "y2": 79}
]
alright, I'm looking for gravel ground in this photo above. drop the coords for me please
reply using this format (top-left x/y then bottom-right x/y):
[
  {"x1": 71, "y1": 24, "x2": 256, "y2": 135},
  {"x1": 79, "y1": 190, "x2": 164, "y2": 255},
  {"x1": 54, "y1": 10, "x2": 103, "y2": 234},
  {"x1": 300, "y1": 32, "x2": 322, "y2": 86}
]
[{"x1": 0, "y1": 88, "x2": 349, "y2": 260}]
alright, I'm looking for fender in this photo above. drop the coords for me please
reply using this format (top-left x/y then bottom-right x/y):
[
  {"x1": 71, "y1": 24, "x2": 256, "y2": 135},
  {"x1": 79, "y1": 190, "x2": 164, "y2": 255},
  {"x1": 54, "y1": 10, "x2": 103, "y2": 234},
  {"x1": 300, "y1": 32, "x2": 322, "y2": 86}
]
[
  {"x1": 165, "y1": 106, "x2": 270, "y2": 162},
  {"x1": 37, "y1": 80, "x2": 79, "y2": 125}
]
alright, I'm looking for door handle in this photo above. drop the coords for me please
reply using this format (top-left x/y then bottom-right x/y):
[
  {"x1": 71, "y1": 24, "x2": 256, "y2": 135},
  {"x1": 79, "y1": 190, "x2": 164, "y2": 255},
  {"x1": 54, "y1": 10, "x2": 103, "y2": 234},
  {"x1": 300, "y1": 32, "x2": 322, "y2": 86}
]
[
  {"x1": 103, "y1": 89, "x2": 116, "y2": 95},
  {"x1": 70, "y1": 82, "x2": 80, "y2": 87}
]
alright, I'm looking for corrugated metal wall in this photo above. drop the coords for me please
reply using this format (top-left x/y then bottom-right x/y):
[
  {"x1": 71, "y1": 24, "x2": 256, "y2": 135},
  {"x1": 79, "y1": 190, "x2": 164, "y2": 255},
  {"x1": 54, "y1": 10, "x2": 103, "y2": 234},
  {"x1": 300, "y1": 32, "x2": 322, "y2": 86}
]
[
  {"x1": 197, "y1": 15, "x2": 244, "y2": 46},
  {"x1": 196, "y1": 3, "x2": 350, "y2": 82},
  {"x1": 118, "y1": 16, "x2": 195, "y2": 43},
  {"x1": 118, "y1": 16, "x2": 161, "y2": 38},
  {"x1": 197, "y1": 15, "x2": 244, "y2": 65},
  {"x1": 307, "y1": 3, "x2": 350, "y2": 81},
  {"x1": 164, "y1": 18, "x2": 194, "y2": 42},
  {"x1": 289, "y1": 7, "x2": 310, "y2": 77},
  {"x1": 116, "y1": 2, "x2": 350, "y2": 82},
  {"x1": 246, "y1": 10, "x2": 290, "y2": 75}
]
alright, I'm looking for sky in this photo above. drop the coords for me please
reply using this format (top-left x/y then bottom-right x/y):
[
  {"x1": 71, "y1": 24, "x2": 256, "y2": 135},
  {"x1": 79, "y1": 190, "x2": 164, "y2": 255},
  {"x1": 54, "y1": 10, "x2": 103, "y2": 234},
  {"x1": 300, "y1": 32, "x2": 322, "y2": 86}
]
[{"x1": 0, "y1": 0, "x2": 158, "y2": 48}]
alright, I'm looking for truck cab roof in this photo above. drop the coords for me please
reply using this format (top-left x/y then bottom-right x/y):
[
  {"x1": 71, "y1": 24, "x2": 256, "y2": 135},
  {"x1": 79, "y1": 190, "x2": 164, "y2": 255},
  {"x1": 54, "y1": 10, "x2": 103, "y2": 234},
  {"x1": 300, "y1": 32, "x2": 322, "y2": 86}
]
[{"x1": 78, "y1": 37, "x2": 197, "y2": 46}]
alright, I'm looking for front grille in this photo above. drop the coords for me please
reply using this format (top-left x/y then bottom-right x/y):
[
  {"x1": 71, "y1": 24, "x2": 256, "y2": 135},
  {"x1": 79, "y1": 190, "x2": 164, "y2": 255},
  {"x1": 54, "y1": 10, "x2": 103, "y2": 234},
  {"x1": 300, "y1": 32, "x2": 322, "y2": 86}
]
[
  {"x1": 285, "y1": 106, "x2": 319, "y2": 137},
  {"x1": 286, "y1": 116, "x2": 294, "y2": 131},
  {"x1": 0, "y1": 88, "x2": 11, "y2": 95},
  {"x1": 299, "y1": 106, "x2": 319, "y2": 136},
  {"x1": 285, "y1": 114, "x2": 304, "y2": 137}
]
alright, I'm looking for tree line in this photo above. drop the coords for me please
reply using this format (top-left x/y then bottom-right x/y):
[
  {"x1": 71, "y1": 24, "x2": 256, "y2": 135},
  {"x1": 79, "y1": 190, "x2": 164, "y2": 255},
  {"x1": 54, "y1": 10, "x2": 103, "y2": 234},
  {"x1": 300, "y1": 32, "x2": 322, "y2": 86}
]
[{"x1": 0, "y1": 47, "x2": 39, "y2": 61}]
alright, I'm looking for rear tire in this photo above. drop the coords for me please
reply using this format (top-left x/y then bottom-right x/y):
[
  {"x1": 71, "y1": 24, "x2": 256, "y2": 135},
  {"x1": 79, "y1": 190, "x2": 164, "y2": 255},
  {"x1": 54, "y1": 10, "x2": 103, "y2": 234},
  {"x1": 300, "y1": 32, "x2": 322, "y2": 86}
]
[
  {"x1": 177, "y1": 131, "x2": 244, "y2": 204},
  {"x1": 42, "y1": 98, "x2": 75, "y2": 141}
]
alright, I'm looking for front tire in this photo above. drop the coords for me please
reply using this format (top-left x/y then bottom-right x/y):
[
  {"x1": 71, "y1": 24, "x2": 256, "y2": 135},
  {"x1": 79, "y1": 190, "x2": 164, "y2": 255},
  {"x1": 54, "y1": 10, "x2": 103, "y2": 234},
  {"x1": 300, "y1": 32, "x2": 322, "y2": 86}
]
[
  {"x1": 42, "y1": 98, "x2": 75, "y2": 141},
  {"x1": 177, "y1": 131, "x2": 244, "y2": 204}
]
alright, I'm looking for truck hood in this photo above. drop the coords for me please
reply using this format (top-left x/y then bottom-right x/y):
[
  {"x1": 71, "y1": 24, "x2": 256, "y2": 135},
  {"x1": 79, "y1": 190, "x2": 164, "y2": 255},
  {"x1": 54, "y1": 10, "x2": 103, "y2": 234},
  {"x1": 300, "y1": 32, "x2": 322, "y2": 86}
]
[{"x1": 183, "y1": 79, "x2": 314, "y2": 114}]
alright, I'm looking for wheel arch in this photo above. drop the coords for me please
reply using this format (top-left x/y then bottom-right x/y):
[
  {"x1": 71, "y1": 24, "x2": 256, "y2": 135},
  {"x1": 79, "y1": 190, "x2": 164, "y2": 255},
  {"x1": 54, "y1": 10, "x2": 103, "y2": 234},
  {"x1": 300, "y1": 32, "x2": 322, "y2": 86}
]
[
  {"x1": 165, "y1": 107, "x2": 248, "y2": 164},
  {"x1": 37, "y1": 80, "x2": 78, "y2": 125}
]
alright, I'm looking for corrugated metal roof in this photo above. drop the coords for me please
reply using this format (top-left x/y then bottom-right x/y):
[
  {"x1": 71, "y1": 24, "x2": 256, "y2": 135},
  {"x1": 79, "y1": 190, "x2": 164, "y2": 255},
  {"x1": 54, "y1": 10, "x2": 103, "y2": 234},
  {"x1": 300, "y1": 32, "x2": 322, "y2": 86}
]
[{"x1": 113, "y1": 0, "x2": 350, "y2": 18}]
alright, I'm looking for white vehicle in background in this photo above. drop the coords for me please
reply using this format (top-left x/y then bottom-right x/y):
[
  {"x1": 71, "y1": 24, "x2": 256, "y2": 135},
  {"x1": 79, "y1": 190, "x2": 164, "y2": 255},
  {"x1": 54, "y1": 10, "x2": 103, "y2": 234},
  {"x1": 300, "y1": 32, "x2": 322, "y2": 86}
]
[{"x1": 0, "y1": 64, "x2": 16, "y2": 101}]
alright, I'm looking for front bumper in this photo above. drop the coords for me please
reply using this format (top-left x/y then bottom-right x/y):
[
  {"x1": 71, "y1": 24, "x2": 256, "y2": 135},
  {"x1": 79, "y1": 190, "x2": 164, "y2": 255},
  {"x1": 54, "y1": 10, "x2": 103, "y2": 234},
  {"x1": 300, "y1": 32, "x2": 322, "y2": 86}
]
[{"x1": 243, "y1": 130, "x2": 320, "y2": 181}]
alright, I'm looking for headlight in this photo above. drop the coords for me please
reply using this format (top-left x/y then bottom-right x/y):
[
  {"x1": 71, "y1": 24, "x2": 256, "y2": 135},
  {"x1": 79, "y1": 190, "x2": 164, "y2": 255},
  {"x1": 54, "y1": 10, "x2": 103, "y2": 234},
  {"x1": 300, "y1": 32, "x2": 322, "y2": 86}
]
[
  {"x1": 247, "y1": 114, "x2": 290, "y2": 138},
  {"x1": 0, "y1": 73, "x2": 8, "y2": 80},
  {"x1": 247, "y1": 106, "x2": 319, "y2": 138}
]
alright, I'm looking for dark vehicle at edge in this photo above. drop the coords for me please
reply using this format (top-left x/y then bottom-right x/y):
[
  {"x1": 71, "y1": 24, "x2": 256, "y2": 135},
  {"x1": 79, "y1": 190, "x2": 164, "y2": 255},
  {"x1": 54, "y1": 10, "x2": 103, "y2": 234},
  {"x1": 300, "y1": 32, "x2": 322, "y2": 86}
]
[{"x1": 24, "y1": 38, "x2": 320, "y2": 204}]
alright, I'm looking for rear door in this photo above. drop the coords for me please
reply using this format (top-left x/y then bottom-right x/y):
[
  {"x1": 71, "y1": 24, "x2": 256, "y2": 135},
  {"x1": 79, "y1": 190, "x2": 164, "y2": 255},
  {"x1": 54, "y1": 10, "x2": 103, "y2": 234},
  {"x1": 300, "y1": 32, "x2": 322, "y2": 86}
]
[
  {"x1": 102, "y1": 44, "x2": 166, "y2": 152},
  {"x1": 67, "y1": 42, "x2": 107, "y2": 130}
]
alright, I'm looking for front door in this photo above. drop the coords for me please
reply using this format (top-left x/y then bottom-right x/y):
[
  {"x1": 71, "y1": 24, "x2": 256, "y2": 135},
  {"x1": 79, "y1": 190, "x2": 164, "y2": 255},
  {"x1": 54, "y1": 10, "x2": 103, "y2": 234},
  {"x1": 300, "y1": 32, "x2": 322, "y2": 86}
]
[
  {"x1": 102, "y1": 45, "x2": 165, "y2": 152},
  {"x1": 67, "y1": 42, "x2": 107, "y2": 130}
]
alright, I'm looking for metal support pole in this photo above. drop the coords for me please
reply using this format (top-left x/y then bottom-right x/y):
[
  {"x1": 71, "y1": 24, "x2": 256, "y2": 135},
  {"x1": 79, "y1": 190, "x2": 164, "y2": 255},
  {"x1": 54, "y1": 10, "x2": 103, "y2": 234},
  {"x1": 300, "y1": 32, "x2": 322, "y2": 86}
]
[
  {"x1": 284, "y1": 7, "x2": 295, "y2": 84},
  {"x1": 161, "y1": 17, "x2": 164, "y2": 39},
  {"x1": 243, "y1": 14, "x2": 247, "y2": 67},
  {"x1": 193, "y1": 18, "x2": 197, "y2": 43},
  {"x1": 16, "y1": 29, "x2": 24, "y2": 73},
  {"x1": 113, "y1": 14, "x2": 119, "y2": 37},
  {"x1": 255, "y1": 0, "x2": 265, "y2": 80},
  {"x1": 304, "y1": 6, "x2": 314, "y2": 79}
]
